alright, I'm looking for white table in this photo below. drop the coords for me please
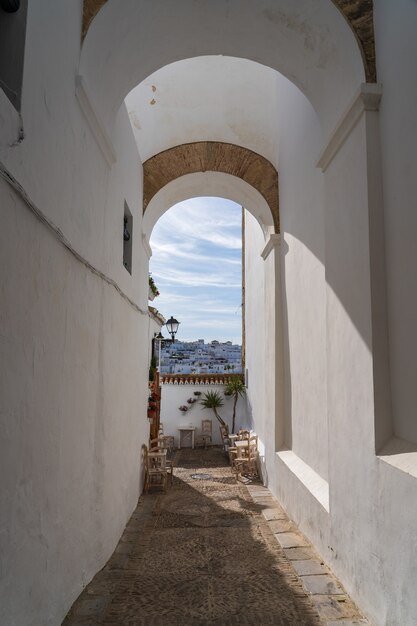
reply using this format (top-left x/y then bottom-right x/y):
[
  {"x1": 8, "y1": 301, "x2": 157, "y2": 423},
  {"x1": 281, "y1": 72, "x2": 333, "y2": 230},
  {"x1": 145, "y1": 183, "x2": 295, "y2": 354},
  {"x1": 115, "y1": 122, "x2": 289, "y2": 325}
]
[{"x1": 177, "y1": 426, "x2": 196, "y2": 449}]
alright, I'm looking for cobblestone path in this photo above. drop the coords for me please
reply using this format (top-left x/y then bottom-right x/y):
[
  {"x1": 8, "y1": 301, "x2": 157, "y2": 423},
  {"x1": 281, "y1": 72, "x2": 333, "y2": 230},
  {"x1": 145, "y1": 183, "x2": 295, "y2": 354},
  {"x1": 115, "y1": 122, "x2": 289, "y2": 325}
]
[{"x1": 63, "y1": 447, "x2": 368, "y2": 626}]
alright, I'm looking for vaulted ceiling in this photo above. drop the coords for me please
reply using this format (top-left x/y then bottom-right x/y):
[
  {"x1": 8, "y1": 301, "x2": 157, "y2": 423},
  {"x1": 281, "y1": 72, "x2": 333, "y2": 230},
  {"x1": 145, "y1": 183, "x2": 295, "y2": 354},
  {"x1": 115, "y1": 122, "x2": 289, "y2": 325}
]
[{"x1": 82, "y1": 0, "x2": 376, "y2": 81}]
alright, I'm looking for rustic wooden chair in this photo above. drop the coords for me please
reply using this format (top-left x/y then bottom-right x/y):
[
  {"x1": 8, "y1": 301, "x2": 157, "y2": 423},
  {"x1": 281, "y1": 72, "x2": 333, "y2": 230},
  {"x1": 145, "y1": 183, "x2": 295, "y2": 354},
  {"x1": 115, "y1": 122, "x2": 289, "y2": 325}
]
[
  {"x1": 219, "y1": 424, "x2": 231, "y2": 454},
  {"x1": 195, "y1": 419, "x2": 212, "y2": 448},
  {"x1": 149, "y1": 437, "x2": 174, "y2": 484},
  {"x1": 230, "y1": 434, "x2": 258, "y2": 481},
  {"x1": 143, "y1": 444, "x2": 168, "y2": 493}
]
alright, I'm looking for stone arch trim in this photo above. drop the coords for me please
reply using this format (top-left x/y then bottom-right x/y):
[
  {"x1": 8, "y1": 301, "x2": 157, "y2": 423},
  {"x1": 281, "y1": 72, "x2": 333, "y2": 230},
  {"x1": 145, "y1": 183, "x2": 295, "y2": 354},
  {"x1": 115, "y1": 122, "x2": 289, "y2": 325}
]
[
  {"x1": 331, "y1": 0, "x2": 376, "y2": 82},
  {"x1": 143, "y1": 142, "x2": 280, "y2": 233},
  {"x1": 82, "y1": 0, "x2": 376, "y2": 81}
]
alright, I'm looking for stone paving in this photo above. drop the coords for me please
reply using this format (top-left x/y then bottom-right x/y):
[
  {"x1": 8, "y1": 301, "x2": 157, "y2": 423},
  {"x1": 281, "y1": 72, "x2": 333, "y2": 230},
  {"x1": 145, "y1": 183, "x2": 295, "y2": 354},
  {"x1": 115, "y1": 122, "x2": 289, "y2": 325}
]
[{"x1": 63, "y1": 447, "x2": 370, "y2": 626}]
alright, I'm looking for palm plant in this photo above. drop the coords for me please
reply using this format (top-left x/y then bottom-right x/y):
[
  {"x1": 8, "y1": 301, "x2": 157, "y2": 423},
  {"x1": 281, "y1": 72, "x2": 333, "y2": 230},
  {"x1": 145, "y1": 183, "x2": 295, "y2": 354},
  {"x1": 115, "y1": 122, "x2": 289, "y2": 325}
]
[
  {"x1": 224, "y1": 375, "x2": 245, "y2": 433},
  {"x1": 200, "y1": 390, "x2": 229, "y2": 434}
]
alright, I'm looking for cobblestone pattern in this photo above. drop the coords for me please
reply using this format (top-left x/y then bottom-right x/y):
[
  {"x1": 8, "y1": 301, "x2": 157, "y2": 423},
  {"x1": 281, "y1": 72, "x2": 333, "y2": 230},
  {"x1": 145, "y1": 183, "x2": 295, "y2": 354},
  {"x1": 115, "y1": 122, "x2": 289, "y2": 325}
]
[{"x1": 63, "y1": 447, "x2": 370, "y2": 626}]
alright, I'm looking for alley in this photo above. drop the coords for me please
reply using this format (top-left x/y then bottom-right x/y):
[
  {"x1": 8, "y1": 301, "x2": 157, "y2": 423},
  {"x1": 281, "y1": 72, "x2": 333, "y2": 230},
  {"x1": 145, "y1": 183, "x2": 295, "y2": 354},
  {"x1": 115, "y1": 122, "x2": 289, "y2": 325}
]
[{"x1": 63, "y1": 448, "x2": 368, "y2": 626}]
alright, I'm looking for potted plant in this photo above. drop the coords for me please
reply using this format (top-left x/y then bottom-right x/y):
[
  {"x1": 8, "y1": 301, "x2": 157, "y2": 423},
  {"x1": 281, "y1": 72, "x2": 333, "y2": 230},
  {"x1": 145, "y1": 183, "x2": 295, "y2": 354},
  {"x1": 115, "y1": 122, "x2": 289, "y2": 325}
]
[
  {"x1": 200, "y1": 390, "x2": 229, "y2": 434},
  {"x1": 148, "y1": 274, "x2": 160, "y2": 301}
]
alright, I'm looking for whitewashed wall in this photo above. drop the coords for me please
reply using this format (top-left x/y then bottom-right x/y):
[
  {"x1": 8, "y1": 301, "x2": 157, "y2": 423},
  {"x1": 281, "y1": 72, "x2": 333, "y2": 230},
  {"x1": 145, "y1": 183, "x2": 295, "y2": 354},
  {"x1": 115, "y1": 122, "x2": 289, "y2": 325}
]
[
  {"x1": 1, "y1": 1, "x2": 417, "y2": 625},
  {"x1": 0, "y1": 3, "x2": 150, "y2": 625},
  {"x1": 244, "y1": 9, "x2": 417, "y2": 625},
  {"x1": 244, "y1": 71, "x2": 327, "y2": 510},
  {"x1": 160, "y1": 383, "x2": 248, "y2": 446},
  {"x1": 375, "y1": 0, "x2": 417, "y2": 446}
]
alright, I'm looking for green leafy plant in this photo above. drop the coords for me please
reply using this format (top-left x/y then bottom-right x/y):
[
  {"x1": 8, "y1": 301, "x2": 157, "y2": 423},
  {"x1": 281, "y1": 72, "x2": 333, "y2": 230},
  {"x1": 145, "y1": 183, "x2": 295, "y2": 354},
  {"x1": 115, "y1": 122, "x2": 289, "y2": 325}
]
[
  {"x1": 224, "y1": 375, "x2": 245, "y2": 433},
  {"x1": 149, "y1": 356, "x2": 157, "y2": 381},
  {"x1": 201, "y1": 390, "x2": 229, "y2": 434},
  {"x1": 148, "y1": 274, "x2": 160, "y2": 297}
]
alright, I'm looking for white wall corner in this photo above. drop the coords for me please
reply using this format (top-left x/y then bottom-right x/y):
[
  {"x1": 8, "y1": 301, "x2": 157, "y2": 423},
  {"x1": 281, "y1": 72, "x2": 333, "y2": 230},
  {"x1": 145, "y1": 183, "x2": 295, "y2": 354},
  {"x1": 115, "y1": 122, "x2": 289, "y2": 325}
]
[
  {"x1": 75, "y1": 75, "x2": 117, "y2": 167},
  {"x1": 261, "y1": 233, "x2": 280, "y2": 261},
  {"x1": 317, "y1": 83, "x2": 383, "y2": 172},
  {"x1": 141, "y1": 233, "x2": 152, "y2": 259}
]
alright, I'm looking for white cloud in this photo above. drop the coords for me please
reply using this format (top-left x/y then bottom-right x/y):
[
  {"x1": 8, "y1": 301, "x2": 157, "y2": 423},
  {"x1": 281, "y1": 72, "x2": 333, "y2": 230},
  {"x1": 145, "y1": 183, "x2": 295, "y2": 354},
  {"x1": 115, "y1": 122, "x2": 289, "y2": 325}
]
[
  {"x1": 151, "y1": 198, "x2": 242, "y2": 250},
  {"x1": 149, "y1": 197, "x2": 243, "y2": 342},
  {"x1": 151, "y1": 241, "x2": 241, "y2": 266}
]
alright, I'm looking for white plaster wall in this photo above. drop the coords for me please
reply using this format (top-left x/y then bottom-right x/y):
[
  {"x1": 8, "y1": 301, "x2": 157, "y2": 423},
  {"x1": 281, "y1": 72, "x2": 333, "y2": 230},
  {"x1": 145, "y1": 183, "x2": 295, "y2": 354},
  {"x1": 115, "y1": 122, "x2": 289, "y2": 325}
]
[
  {"x1": 374, "y1": 0, "x2": 417, "y2": 446},
  {"x1": 0, "y1": 180, "x2": 150, "y2": 625},
  {"x1": 322, "y1": 102, "x2": 417, "y2": 626},
  {"x1": 244, "y1": 54, "x2": 414, "y2": 626},
  {"x1": 243, "y1": 212, "x2": 272, "y2": 479},
  {"x1": 245, "y1": 76, "x2": 327, "y2": 473},
  {"x1": 126, "y1": 57, "x2": 280, "y2": 166},
  {"x1": 81, "y1": 0, "x2": 364, "y2": 135},
  {"x1": 275, "y1": 84, "x2": 327, "y2": 479},
  {"x1": 242, "y1": 40, "x2": 417, "y2": 626},
  {"x1": 244, "y1": 76, "x2": 329, "y2": 566},
  {"x1": 0, "y1": 2, "x2": 151, "y2": 624},
  {"x1": 160, "y1": 384, "x2": 247, "y2": 446}
]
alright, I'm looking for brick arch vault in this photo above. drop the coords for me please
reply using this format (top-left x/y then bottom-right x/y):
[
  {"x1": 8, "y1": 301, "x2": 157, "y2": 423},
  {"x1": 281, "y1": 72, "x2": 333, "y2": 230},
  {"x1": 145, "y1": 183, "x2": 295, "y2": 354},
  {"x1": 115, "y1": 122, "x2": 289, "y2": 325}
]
[{"x1": 143, "y1": 142, "x2": 280, "y2": 234}]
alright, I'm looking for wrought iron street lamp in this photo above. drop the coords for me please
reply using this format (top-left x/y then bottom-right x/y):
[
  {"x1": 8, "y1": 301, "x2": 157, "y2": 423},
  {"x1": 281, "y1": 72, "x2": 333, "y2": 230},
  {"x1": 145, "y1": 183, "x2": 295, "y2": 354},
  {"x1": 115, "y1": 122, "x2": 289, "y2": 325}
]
[
  {"x1": 165, "y1": 316, "x2": 180, "y2": 343},
  {"x1": 153, "y1": 332, "x2": 166, "y2": 372}
]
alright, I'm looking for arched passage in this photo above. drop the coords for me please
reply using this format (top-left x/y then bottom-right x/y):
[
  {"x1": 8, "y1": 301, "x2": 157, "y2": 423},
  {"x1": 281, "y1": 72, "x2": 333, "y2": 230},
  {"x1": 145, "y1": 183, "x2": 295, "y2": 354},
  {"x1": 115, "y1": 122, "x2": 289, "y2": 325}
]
[
  {"x1": 142, "y1": 170, "x2": 275, "y2": 243},
  {"x1": 79, "y1": 0, "x2": 366, "y2": 134},
  {"x1": 143, "y1": 142, "x2": 280, "y2": 233},
  {"x1": 2, "y1": 2, "x2": 409, "y2": 624},
  {"x1": 81, "y1": 0, "x2": 376, "y2": 82}
]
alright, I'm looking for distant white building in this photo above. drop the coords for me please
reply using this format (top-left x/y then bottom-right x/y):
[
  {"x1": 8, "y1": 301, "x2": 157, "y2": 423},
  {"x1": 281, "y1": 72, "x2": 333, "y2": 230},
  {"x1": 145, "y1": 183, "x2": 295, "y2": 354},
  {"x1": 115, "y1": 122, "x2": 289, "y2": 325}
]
[{"x1": 159, "y1": 339, "x2": 242, "y2": 374}]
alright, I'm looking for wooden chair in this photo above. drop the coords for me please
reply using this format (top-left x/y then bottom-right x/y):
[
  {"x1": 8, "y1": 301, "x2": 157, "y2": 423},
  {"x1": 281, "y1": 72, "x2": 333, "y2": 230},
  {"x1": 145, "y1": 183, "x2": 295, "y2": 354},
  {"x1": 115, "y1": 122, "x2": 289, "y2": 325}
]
[
  {"x1": 219, "y1": 424, "x2": 231, "y2": 454},
  {"x1": 162, "y1": 435, "x2": 175, "y2": 453},
  {"x1": 143, "y1": 444, "x2": 168, "y2": 493},
  {"x1": 149, "y1": 437, "x2": 174, "y2": 484},
  {"x1": 231, "y1": 435, "x2": 258, "y2": 481},
  {"x1": 195, "y1": 419, "x2": 212, "y2": 448}
]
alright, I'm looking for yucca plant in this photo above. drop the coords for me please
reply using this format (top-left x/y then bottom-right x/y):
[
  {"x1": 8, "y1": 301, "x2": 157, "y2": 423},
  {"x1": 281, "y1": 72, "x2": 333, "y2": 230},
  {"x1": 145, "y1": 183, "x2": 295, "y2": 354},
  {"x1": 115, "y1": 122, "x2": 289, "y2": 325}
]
[
  {"x1": 224, "y1": 376, "x2": 245, "y2": 434},
  {"x1": 200, "y1": 390, "x2": 229, "y2": 434}
]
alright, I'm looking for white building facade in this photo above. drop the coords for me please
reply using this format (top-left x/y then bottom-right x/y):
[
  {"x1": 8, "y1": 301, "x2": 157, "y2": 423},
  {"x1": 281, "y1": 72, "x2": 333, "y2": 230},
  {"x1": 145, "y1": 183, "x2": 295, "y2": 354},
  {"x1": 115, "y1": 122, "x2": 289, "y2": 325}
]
[
  {"x1": 1, "y1": 2, "x2": 417, "y2": 625},
  {"x1": 159, "y1": 339, "x2": 242, "y2": 375}
]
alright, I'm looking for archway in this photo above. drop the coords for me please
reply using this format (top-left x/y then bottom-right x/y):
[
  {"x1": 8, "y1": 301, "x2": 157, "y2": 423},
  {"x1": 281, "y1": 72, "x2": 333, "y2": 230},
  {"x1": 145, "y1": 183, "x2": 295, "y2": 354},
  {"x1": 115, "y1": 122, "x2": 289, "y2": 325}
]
[
  {"x1": 79, "y1": 0, "x2": 366, "y2": 135},
  {"x1": 143, "y1": 142, "x2": 280, "y2": 233},
  {"x1": 2, "y1": 2, "x2": 415, "y2": 624}
]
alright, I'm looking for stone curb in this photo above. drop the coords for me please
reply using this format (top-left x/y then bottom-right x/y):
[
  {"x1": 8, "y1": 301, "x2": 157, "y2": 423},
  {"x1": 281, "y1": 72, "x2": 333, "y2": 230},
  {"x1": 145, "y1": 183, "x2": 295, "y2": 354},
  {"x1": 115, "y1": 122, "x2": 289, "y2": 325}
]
[{"x1": 245, "y1": 484, "x2": 371, "y2": 626}]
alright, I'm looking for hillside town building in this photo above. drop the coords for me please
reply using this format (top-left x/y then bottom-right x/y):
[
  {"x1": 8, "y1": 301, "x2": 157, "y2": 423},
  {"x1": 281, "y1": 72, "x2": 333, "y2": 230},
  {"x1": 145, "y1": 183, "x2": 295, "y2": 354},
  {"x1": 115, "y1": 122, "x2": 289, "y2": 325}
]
[{"x1": 159, "y1": 339, "x2": 242, "y2": 375}]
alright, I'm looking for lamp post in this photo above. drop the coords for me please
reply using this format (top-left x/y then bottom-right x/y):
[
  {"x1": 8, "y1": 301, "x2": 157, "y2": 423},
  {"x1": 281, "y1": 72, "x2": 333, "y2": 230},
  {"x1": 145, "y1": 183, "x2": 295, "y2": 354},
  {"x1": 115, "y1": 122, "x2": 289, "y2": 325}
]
[
  {"x1": 154, "y1": 331, "x2": 165, "y2": 372},
  {"x1": 154, "y1": 316, "x2": 180, "y2": 372},
  {"x1": 165, "y1": 316, "x2": 180, "y2": 343}
]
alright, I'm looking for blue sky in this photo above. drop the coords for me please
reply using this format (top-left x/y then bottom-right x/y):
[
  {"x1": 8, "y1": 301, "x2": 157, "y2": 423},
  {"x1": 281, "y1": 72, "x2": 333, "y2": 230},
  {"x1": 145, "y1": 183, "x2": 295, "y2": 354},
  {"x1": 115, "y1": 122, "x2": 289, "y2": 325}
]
[{"x1": 149, "y1": 197, "x2": 243, "y2": 344}]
